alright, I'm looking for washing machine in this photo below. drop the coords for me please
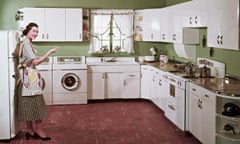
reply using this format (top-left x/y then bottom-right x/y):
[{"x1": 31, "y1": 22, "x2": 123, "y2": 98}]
[
  {"x1": 52, "y1": 56, "x2": 87, "y2": 105},
  {"x1": 37, "y1": 57, "x2": 53, "y2": 105}
]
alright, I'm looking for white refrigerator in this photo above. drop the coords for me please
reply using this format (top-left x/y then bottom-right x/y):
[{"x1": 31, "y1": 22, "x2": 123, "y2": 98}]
[{"x1": 0, "y1": 30, "x2": 20, "y2": 139}]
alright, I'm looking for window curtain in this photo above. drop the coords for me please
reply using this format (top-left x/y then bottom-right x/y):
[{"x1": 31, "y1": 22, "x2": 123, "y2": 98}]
[{"x1": 89, "y1": 9, "x2": 134, "y2": 54}]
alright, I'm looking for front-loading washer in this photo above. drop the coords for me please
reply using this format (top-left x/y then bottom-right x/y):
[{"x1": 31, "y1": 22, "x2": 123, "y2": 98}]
[
  {"x1": 37, "y1": 57, "x2": 53, "y2": 105},
  {"x1": 52, "y1": 56, "x2": 87, "y2": 105}
]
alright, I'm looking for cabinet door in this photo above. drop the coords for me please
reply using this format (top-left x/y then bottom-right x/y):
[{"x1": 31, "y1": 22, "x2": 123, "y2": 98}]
[
  {"x1": 66, "y1": 8, "x2": 83, "y2": 41},
  {"x1": 141, "y1": 66, "x2": 151, "y2": 99},
  {"x1": 21, "y1": 8, "x2": 45, "y2": 41},
  {"x1": 158, "y1": 74, "x2": 168, "y2": 111},
  {"x1": 142, "y1": 9, "x2": 161, "y2": 41},
  {"x1": 122, "y1": 72, "x2": 140, "y2": 98},
  {"x1": 150, "y1": 69, "x2": 159, "y2": 104},
  {"x1": 87, "y1": 72, "x2": 105, "y2": 99},
  {"x1": 159, "y1": 8, "x2": 169, "y2": 42},
  {"x1": 180, "y1": 0, "x2": 208, "y2": 27},
  {"x1": 201, "y1": 90, "x2": 216, "y2": 144},
  {"x1": 168, "y1": 5, "x2": 183, "y2": 43},
  {"x1": 106, "y1": 72, "x2": 123, "y2": 99},
  {"x1": 45, "y1": 8, "x2": 65, "y2": 41},
  {"x1": 208, "y1": 0, "x2": 239, "y2": 50},
  {"x1": 189, "y1": 84, "x2": 202, "y2": 141}
]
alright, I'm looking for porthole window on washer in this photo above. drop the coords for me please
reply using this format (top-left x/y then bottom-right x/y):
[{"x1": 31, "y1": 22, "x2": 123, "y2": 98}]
[{"x1": 61, "y1": 73, "x2": 80, "y2": 91}]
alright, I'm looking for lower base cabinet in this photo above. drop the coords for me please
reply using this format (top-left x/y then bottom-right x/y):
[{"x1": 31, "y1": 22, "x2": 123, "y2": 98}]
[
  {"x1": 189, "y1": 83, "x2": 216, "y2": 144},
  {"x1": 87, "y1": 65, "x2": 140, "y2": 99}
]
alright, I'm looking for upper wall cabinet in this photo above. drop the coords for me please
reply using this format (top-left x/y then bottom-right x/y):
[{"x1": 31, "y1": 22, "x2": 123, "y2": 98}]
[
  {"x1": 20, "y1": 8, "x2": 66, "y2": 41},
  {"x1": 19, "y1": 8, "x2": 86, "y2": 42},
  {"x1": 134, "y1": 9, "x2": 161, "y2": 42},
  {"x1": 177, "y1": 0, "x2": 208, "y2": 27},
  {"x1": 66, "y1": 8, "x2": 83, "y2": 41},
  {"x1": 207, "y1": 0, "x2": 239, "y2": 50},
  {"x1": 159, "y1": 8, "x2": 169, "y2": 42}
]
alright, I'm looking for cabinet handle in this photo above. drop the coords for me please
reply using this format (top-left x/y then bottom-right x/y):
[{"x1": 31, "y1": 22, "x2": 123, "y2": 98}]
[
  {"x1": 192, "y1": 88, "x2": 196, "y2": 91},
  {"x1": 189, "y1": 17, "x2": 192, "y2": 24},
  {"x1": 158, "y1": 80, "x2": 162, "y2": 86},
  {"x1": 162, "y1": 34, "x2": 165, "y2": 40},
  {"x1": 194, "y1": 16, "x2": 198, "y2": 24},
  {"x1": 204, "y1": 94, "x2": 209, "y2": 98},
  {"x1": 217, "y1": 35, "x2": 220, "y2": 45},
  {"x1": 168, "y1": 104, "x2": 175, "y2": 111},
  {"x1": 198, "y1": 99, "x2": 202, "y2": 109},
  {"x1": 79, "y1": 33, "x2": 82, "y2": 40},
  {"x1": 128, "y1": 75, "x2": 135, "y2": 77},
  {"x1": 102, "y1": 73, "x2": 106, "y2": 79},
  {"x1": 220, "y1": 35, "x2": 223, "y2": 45}
]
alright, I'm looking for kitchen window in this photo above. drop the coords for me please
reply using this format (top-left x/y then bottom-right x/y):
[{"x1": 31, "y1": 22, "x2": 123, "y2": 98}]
[{"x1": 89, "y1": 9, "x2": 134, "y2": 54}]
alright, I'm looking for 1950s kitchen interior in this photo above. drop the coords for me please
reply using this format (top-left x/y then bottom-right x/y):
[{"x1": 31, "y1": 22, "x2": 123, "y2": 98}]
[{"x1": 0, "y1": 0, "x2": 240, "y2": 143}]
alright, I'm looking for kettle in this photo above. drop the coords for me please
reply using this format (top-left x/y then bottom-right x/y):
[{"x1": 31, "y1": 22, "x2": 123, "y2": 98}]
[
  {"x1": 185, "y1": 62, "x2": 195, "y2": 77},
  {"x1": 222, "y1": 103, "x2": 240, "y2": 116},
  {"x1": 200, "y1": 65, "x2": 211, "y2": 78}
]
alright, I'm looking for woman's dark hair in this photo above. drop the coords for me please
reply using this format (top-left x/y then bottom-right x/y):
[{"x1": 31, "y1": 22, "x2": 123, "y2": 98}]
[{"x1": 22, "y1": 22, "x2": 38, "y2": 36}]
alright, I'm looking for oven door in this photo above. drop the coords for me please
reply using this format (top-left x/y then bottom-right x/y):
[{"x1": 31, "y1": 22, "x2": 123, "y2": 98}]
[{"x1": 165, "y1": 77, "x2": 185, "y2": 131}]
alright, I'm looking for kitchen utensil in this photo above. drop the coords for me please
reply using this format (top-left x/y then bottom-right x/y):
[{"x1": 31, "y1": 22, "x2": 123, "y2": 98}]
[
  {"x1": 185, "y1": 62, "x2": 196, "y2": 77},
  {"x1": 144, "y1": 56, "x2": 155, "y2": 62},
  {"x1": 222, "y1": 103, "x2": 240, "y2": 116},
  {"x1": 159, "y1": 55, "x2": 168, "y2": 64},
  {"x1": 224, "y1": 124, "x2": 236, "y2": 135},
  {"x1": 150, "y1": 47, "x2": 157, "y2": 56},
  {"x1": 138, "y1": 56, "x2": 144, "y2": 63},
  {"x1": 200, "y1": 65, "x2": 211, "y2": 78}
]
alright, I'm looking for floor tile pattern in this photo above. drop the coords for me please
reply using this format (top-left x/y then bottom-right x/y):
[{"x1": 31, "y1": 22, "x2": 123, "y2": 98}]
[{"x1": 0, "y1": 100, "x2": 201, "y2": 144}]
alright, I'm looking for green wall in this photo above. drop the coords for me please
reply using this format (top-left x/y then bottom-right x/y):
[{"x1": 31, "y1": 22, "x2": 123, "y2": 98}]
[{"x1": 0, "y1": 0, "x2": 239, "y2": 77}]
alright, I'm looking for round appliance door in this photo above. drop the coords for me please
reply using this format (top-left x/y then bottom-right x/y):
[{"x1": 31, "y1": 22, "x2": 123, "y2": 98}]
[{"x1": 61, "y1": 73, "x2": 80, "y2": 91}]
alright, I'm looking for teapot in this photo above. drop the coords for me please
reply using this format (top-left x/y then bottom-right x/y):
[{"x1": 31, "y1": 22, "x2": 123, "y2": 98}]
[
  {"x1": 185, "y1": 62, "x2": 195, "y2": 77},
  {"x1": 199, "y1": 65, "x2": 211, "y2": 78}
]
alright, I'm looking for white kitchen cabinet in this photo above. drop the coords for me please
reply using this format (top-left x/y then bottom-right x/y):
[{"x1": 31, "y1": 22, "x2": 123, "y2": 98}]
[
  {"x1": 159, "y1": 8, "x2": 169, "y2": 42},
  {"x1": 121, "y1": 72, "x2": 140, "y2": 99},
  {"x1": 178, "y1": 0, "x2": 208, "y2": 27},
  {"x1": 20, "y1": 8, "x2": 65, "y2": 41},
  {"x1": 140, "y1": 65, "x2": 151, "y2": 99},
  {"x1": 157, "y1": 72, "x2": 168, "y2": 111},
  {"x1": 20, "y1": 8, "x2": 45, "y2": 41},
  {"x1": 189, "y1": 83, "x2": 216, "y2": 144},
  {"x1": 20, "y1": 8, "x2": 85, "y2": 42},
  {"x1": 141, "y1": 9, "x2": 161, "y2": 42},
  {"x1": 106, "y1": 72, "x2": 123, "y2": 99},
  {"x1": 150, "y1": 68, "x2": 159, "y2": 103},
  {"x1": 66, "y1": 8, "x2": 83, "y2": 41},
  {"x1": 45, "y1": 8, "x2": 66, "y2": 41},
  {"x1": 207, "y1": 0, "x2": 239, "y2": 50},
  {"x1": 88, "y1": 64, "x2": 140, "y2": 99},
  {"x1": 140, "y1": 65, "x2": 167, "y2": 111},
  {"x1": 87, "y1": 72, "x2": 105, "y2": 99}
]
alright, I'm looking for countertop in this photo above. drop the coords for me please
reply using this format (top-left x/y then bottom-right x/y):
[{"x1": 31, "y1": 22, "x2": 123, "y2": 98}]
[{"x1": 140, "y1": 61, "x2": 240, "y2": 97}]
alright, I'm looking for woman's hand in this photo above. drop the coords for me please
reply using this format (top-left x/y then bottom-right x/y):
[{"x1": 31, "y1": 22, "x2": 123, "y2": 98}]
[{"x1": 49, "y1": 47, "x2": 58, "y2": 54}]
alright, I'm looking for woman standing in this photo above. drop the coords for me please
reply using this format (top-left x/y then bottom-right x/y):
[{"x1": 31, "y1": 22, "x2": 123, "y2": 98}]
[{"x1": 18, "y1": 22, "x2": 58, "y2": 140}]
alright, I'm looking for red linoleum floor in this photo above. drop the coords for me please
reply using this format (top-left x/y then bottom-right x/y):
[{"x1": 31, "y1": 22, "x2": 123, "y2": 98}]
[{"x1": 0, "y1": 99, "x2": 201, "y2": 144}]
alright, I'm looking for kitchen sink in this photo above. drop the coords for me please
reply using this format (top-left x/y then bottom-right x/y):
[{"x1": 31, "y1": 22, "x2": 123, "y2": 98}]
[{"x1": 86, "y1": 57, "x2": 138, "y2": 65}]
